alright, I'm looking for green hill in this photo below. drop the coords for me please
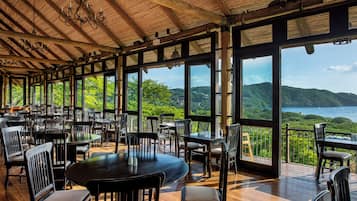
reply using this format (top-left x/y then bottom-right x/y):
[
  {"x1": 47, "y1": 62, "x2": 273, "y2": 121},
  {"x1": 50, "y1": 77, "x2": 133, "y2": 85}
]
[{"x1": 170, "y1": 83, "x2": 357, "y2": 108}]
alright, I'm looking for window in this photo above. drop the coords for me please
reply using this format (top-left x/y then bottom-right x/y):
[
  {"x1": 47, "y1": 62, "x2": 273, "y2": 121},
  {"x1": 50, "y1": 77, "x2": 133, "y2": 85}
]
[
  {"x1": 127, "y1": 73, "x2": 138, "y2": 111},
  {"x1": 105, "y1": 75, "x2": 115, "y2": 110},
  {"x1": 189, "y1": 64, "x2": 211, "y2": 116}
]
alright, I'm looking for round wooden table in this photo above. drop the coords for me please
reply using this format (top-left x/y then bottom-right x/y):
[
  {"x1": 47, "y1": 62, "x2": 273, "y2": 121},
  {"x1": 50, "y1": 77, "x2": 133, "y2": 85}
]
[{"x1": 66, "y1": 153, "x2": 188, "y2": 186}]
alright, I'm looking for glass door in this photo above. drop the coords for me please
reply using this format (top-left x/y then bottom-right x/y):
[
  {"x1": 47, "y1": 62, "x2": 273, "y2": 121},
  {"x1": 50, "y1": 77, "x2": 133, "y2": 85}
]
[
  {"x1": 186, "y1": 60, "x2": 215, "y2": 134},
  {"x1": 236, "y1": 51, "x2": 280, "y2": 176}
]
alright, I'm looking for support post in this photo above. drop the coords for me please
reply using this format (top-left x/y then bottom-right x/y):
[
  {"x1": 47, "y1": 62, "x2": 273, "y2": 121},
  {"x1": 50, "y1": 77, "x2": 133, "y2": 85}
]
[
  {"x1": 285, "y1": 123, "x2": 290, "y2": 163},
  {"x1": 117, "y1": 56, "x2": 123, "y2": 115},
  {"x1": 220, "y1": 26, "x2": 230, "y2": 134}
]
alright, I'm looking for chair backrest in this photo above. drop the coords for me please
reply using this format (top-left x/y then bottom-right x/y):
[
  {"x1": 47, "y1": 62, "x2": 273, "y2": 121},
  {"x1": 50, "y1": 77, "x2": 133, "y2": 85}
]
[
  {"x1": 313, "y1": 190, "x2": 331, "y2": 201},
  {"x1": 197, "y1": 121, "x2": 210, "y2": 133},
  {"x1": 226, "y1": 123, "x2": 240, "y2": 156},
  {"x1": 71, "y1": 121, "x2": 93, "y2": 134},
  {"x1": 44, "y1": 130, "x2": 68, "y2": 168},
  {"x1": 44, "y1": 118, "x2": 63, "y2": 129},
  {"x1": 218, "y1": 143, "x2": 229, "y2": 201},
  {"x1": 160, "y1": 113, "x2": 174, "y2": 123},
  {"x1": 146, "y1": 116, "x2": 159, "y2": 133},
  {"x1": 86, "y1": 173, "x2": 165, "y2": 201},
  {"x1": 314, "y1": 123, "x2": 327, "y2": 157},
  {"x1": 174, "y1": 119, "x2": 191, "y2": 139},
  {"x1": 25, "y1": 142, "x2": 56, "y2": 201},
  {"x1": 119, "y1": 113, "x2": 128, "y2": 134},
  {"x1": 327, "y1": 166, "x2": 350, "y2": 201},
  {"x1": 1, "y1": 126, "x2": 24, "y2": 164},
  {"x1": 0, "y1": 118, "x2": 8, "y2": 129},
  {"x1": 127, "y1": 132, "x2": 158, "y2": 159}
]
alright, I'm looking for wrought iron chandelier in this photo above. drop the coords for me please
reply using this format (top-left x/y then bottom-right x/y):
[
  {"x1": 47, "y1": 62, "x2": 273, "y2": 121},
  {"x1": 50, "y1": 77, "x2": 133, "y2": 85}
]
[
  {"x1": 60, "y1": 0, "x2": 105, "y2": 29},
  {"x1": 19, "y1": 0, "x2": 48, "y2": 52}
]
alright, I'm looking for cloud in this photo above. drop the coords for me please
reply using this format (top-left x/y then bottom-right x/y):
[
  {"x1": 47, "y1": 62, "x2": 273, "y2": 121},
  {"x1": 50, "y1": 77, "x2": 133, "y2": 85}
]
[{"x1": 326, "y1": 63, "x2": 357, "y2": 73}]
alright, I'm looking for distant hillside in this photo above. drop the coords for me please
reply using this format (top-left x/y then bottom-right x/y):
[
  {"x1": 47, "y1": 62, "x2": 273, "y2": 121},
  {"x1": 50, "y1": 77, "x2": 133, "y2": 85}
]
[{"x1": 170, "y1": 83, "x2": 357, "y2": 108}]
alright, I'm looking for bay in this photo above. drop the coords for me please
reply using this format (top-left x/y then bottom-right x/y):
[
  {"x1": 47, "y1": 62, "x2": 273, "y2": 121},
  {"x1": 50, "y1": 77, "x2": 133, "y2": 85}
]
[{"x1": 282, "y1": 106, "x2": 357, "y2": 122}]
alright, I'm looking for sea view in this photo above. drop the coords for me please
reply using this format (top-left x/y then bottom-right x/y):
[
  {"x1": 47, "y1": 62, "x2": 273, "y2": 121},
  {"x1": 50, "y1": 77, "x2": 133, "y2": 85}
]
[{"x1": 282, "y1": 106, "x2": 357, "y2": 122}]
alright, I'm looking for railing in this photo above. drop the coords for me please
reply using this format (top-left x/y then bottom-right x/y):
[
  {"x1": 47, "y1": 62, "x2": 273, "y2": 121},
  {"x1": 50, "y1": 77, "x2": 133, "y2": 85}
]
[{"x1": 241, "y1": 124, "x2": 356, "y2": 171}]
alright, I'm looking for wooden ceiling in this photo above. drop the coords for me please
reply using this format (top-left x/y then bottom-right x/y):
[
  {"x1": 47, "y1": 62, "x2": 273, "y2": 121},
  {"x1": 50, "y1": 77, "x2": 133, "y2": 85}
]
[{"x1": 0, "y1": 0, "x2": 344, "y2": 75}]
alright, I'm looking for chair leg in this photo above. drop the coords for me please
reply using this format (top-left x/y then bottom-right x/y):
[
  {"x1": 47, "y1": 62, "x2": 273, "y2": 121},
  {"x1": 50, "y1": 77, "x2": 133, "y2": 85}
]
[
  {"x1": 5, "y1": 167, "x2": 9, "y2": 189},
  {"x1": 347, "y1": 159, "x2": 350, "y2": 167},
  {"x1": 233, "y1": 157, "x2": 237, "y2": 174},
  {"x1": 316, "y1": 158, "x2": 323, "y2": 180}
]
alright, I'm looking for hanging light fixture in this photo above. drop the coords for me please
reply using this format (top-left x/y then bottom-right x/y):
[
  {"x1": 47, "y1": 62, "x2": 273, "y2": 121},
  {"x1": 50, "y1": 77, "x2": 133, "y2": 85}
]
[
  {"x1": 60, "y1": 0, "x2": 105, "y2": 29},
  {"x1": 19, "y1": 0, "x2": 48, "y2": 52}
]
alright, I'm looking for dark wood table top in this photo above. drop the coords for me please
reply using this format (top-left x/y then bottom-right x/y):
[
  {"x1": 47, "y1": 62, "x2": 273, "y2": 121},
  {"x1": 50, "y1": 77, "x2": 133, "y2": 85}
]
[
  {"x1": 318, "y1": 135, "x2": 357, "y2": 150},
  {"x1": 67, "y1": 134, "x2": 101, "y2": 145},
  {"x1": 184, "y1": 131, "x2": 224, "y2": 144},
  {"x1": 66, "y1": 153, "x2": 188, "y2": 186}
]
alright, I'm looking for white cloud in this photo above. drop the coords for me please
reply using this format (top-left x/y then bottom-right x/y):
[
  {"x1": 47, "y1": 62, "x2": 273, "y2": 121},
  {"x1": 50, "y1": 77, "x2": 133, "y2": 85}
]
[{"x1": 327, "y1": 65, "x2": 353, "y2": 72}]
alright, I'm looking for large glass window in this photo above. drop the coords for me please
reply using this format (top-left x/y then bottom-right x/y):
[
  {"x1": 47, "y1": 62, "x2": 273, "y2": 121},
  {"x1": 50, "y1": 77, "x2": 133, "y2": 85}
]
[
  {"x1": 47, "y1": 83, "x2": 53, "y2": 106},
  {"x1": 242, "y1": 56, "x2": 272, "y2": 120},
  {"x1": 64, "y1": 80, "x2": 70, "y2": 106},
  {"x1": 105, "y1": 75, "x2": 115, "y2": 110},
  {"x1": 189, "y1": 64, "x2": 211, "y2": 116},
  {"x1": 53, "y1": 82, "x2": 64, "y2": 107},
  {"x1": 84, "y1": 75, "x2": 104, "y2": 112},
  {"x1": 76, "y1": 79, "x2": 83, "y2": 108},
  {"x1": 11, "y1": 78, "x2": 25, "y2": 106},
  {"x1": 127, "y1": 73, "x2": 138, "y2": 111}
]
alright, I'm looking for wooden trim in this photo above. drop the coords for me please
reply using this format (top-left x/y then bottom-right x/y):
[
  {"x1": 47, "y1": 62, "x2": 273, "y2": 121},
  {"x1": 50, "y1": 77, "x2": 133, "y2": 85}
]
[
  {"x1": 229, "y1": 0, "x2": 323, "y2": 25},
  {"x1": 220, "y1": 27, "x2": 229, "y2": 133},
  {"x1": 0, "y1": 55, "x2": 69, "y2": 65},
  {"x1": 148, "y1": 0, "x2": 225, "y2": 24},
  {"x1": 123, "y1": 23, "x2": 218, "y2": 52},
  {"x1": 0, "y1": 30, "x2": 118, "y2": 53}
]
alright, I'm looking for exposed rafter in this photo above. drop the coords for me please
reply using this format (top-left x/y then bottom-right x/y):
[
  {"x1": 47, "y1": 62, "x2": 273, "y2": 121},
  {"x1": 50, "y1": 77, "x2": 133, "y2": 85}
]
[
  {"x1": 0, "y1": 55, "x2": 69, "y2": 65},
  {"x1": 45, "y1": 0, "x2": 101, "y2": 45},
  {"x1": 216, "y1": 0, "x2": 231, "y2": 16},
  {"x1": 0, "y1": 7, "x2": 64, "y2": 63},
  {"x1": 229, "y1": 0, "x2": 323, "y2": 25},
  {"x1": 105, "y1": 0, "x2": 147, "y2": 41},
  {"x1": 148, "y1": 0, "x2": 225, "y2": 24},
  {"x1": 0, "y1": 30, "x2": 119, "y2": 53},
  {"x1": 74, "y1": 0, "x2": 125, "y2": 47},
  {"x1": 0, "y1": 39, "x2": 36, "y2": 69},
  {"x1": 295, "y1": 18, "x2": 315, "y2": 54},
  {"x1": 2, "y1": 0, "x2": 76, "y2": 60},
  {"x1": 18, "y1": 0, "x2": 86, "y2": 55},
  {"x1": 0, "y1": 66, "x2": 42, "y2": 72}
]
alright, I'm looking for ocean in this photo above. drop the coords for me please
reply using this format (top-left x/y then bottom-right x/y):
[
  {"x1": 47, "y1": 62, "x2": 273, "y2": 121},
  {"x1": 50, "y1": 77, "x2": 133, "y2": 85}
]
[{"x1": 282, "y1": 106, "x2": 357, "y2": 122}]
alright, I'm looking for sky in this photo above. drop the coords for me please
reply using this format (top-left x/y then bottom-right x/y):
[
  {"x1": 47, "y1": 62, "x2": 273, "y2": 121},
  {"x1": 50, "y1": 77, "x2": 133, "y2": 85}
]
[{"x1": 142, "y1": 41, "x2": 357, "y2": 94}]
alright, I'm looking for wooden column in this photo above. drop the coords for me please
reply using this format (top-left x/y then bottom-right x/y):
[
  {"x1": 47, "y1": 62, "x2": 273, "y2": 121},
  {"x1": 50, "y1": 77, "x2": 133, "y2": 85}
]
[
  {"x1": 220, "y1": 26, "x2": 230, "y2": 134},
  {"x1": 3, "y1": 76, "x2": 7, "y2": 107},
  {"x1": 117, "y1": 56, "x2": 123, "y2": 115}
]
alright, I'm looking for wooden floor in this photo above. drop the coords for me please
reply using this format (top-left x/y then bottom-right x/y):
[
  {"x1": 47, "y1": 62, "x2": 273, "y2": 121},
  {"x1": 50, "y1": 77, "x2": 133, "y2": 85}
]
[{"x1": 1, "y1": 143, "x2": 357, "y2": 201}]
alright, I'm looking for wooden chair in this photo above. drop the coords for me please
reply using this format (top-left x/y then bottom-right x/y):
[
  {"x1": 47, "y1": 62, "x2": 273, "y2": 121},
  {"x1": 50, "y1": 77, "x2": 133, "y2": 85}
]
[
  {"x1": 314, "y1": 123, "x2": 351, "y2": 180},
  {"x1": 71, "y1": 121, "x2": 94, "y2": 161},
  {"x1": 181, "y1": 143, "x2": 229, "y2": 201},
  {"x1": 1, "y1": 126, "x2": 25, "y2": 189},
  {"x1": 212, "y1": 123, "x2": 240, "y2": 174},
  {"x1": 327, "y1": 166, "x2": 351, "y2": 201},
  {"x1": 44, "y1": 129, "x2": 71, "y2": 189},
  {"x1": 146, "y1": 116, "x2": 159, "y2": 133},
  {"x1": 127, "y1": 132, "x2": 158, "y2": 159},
  {"x1": 86, "y1": 173, "x2": 165, "y2": 201},
  {"x1": 24, "y1": 142, "x2": 90, "y2": 201},
  {"x1": 312, "y1": 190, "x2": 331, "y2": 201}
]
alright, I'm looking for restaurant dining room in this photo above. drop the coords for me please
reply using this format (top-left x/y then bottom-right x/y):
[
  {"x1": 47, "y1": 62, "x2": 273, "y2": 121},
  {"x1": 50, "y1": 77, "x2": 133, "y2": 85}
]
[{"x1": 1, "y1": 0, "x2": 357, "y2": 201}]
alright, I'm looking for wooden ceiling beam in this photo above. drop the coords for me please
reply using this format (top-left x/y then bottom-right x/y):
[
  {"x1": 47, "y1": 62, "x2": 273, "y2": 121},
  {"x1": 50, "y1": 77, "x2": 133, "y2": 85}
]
[
  {"x1": 0, "y1": 30, "x2": 119, "y2": 53},
  {"x1": 123, "y1": 23, "x2": 218, "y2": 52},
  {"x1": 106, "y1": 0, "x2": 147, "y2": 40},
  {"x1": 0, "y1": 55, "x2": 69, "y2": 65},
  {"x1": 0, "y1": 38, "x2": 37, "y2": 69},
  {"x1": 0, "y1": 7, "x2": 63, "y2": 63},
  {"x1": 0, "y1": 19, "x2": 47, "y2": 69},
  {"x1": 2, "y1": 0, "x2": 76, "y2": 60},
  {"x1": 0, "y1": 66, "x2": 42, "y2": 72},
  {"x1": 44, "y1": 0, "x2": 100, "y2": 45},
  {"x1": 74, "y1": 0, "x2": 125, "y2": 47},
  {"x1": 296, "y1": 18, "x2": 314, "y2": 54},
  {"x1": 216, "y1": 0, "x2": 231, "y2": 16},
  {"x1": 229, "y1": 0, "x2": 323, "y2": 25},
  {"x1": 15, "y1": 0, "x2": 86, "y2": 55},
  {"x1": 148, "y1": 0, "x2": 225, "y2": 24}
]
